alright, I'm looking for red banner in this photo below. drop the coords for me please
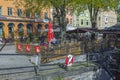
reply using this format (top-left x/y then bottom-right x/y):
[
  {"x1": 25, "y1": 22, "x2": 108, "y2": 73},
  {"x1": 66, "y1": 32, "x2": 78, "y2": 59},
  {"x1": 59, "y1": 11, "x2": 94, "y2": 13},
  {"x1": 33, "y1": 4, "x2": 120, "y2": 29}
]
[
  {"x1": 26, "y1": 44, "x2": 30, "y2": 52},
  {"x1": 48, "y1": 21, "x2": 55, "y2": 43},
  {"x1": 34, "y1": 46, "x2": 40, "y2": 54},
  {"x1": 17, "y1": 43, "x2": 22, "y2": 51}
]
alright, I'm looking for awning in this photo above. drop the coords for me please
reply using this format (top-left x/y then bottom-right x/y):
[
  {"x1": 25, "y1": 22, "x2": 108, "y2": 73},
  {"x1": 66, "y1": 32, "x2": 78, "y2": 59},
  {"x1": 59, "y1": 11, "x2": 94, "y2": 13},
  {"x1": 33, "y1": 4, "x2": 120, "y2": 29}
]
[
  {"x1": 66, "y1": 26, "x2": 77, "y2": 31},
  {"x1": 98, "y1": 30, "x2": 120, "y2": 34},
  {"x1": 66, "y1": 28, "x2": 97, "y2": 33},
  {"x1": 18, "y1": 23, "x2": 24, "y2": 27},
  {"x1": 0, "y1": 22, "x2": 4, "y2": 26},
  {"x1": 8, "y1": 23, "x2": 15, "y2": 27},
  {"x1": 42, "y1": 19, "x2": 49, "y2": 23},
  {"x1": 40, "y1": 28, "x2": 60, "y2": 32},
  {"x1": 106, "y1": 23, "x2": 120, "y2": 30}
]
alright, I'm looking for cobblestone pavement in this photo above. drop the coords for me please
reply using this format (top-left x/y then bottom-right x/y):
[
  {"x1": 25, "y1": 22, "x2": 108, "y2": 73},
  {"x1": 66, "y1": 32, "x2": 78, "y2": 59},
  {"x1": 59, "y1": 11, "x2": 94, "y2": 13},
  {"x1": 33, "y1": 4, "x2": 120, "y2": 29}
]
[
  {"x1": 0, "y1": 44, "x2": 33, "y2": 69},
  {"x1": 0, "y1": 44, "x2": 112, "y2": 80},
  {"x1": 0, "y1": 44, "x2": 16, "y2": 53}
]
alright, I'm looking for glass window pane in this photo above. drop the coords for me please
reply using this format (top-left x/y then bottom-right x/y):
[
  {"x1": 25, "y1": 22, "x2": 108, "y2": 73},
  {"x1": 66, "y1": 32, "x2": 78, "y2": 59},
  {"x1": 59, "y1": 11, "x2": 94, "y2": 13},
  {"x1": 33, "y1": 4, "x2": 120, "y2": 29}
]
[
  {"x1": 36, "y1": 12, "x2": 40, "y2": 18},
  {"x1": 44, "y1": 12, "x2": 48, "y2": 19},
  {"x1": 81, "y1": 19, "x2": 83, "y2": 25},
  {"x1": 18, "y1": 9, "x2": 22, "y2": 17},
  {"x1": 26, "y1": 11, "x2": 30, "y2": 18},
  {"x1": 8, "y1": 7, "x2": 12, "y2": 16}
]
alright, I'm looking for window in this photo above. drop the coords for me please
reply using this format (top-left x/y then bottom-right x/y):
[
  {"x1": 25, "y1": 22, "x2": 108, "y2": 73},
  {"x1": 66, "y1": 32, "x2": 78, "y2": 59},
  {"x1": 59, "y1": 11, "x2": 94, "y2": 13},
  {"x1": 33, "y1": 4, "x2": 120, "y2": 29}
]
[
  {"x1": 17, "y1": 9, "x2": 22, "y2": 17},
  {"x1": 0, "y1": 6, "x2": 2, "y2": 15},
  {"x1": 80, "y1": 12, "x2": 86, "y2": 16},
  {"x1": 8, "y1": 7, "x2": 12, "y2": 16},
  {"x1": 99, "y1": 17, "x2": 101, "y2": 21},
  {"x1": 26, "y1": 11, "x2": 30, "y2": 18},
  {"x1": 86, "y1": 20, "x2": 89, "y2": 25},
  {"x1": 76, "y1": 24, "x2": 79, "y2": 27},
  {"x1": 44, "y1": 12, "x2": 48, "y2": 19},
  {"x1": 105, "y1": 17, "x2": 108, "y2": 23},
  {"x1": 66, "y1": 18, "x2": 69, "y2": 23},
  {"x1": 36, "y1": 12, "x2": 40, "y2": 18},
  {"x1": 76, "y1": 18, "x2": 79, "y2": 21},
  {"x1": 81, "y1": 19, "x2": 83, "y2": 25},
  {"x1": 70, "y1": 18, "x2": 72, "y2": 24}
]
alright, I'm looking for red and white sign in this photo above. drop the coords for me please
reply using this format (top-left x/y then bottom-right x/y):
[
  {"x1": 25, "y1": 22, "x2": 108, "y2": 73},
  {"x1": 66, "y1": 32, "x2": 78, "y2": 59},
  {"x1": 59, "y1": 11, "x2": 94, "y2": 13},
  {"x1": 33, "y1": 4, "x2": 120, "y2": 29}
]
[
  {"x1": 65, "y1": 54, "x2": 74, "y2": 66},
  {"x1": 17, "y1": 43, "x2": 22, "y2": 50},
  {"x1": 26, "y1": 44, "x2": 30, "y2": 52},
  {"x1": 34, "y1": 46, "x2": 40, "y2": 53}
]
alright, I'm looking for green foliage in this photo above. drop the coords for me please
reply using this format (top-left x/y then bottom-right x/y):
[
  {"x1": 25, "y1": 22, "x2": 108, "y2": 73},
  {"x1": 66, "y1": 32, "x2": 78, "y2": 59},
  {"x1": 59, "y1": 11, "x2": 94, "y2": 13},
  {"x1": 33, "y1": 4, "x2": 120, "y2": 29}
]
[
  {"x1": 15, "y1": 38, "x2": 20, "y2": 43},
  {"x1": 26, "y1": 36, "x2": 30, "y2": 44},
  {"x1": 56, "y1": 76, "x2": 62, "y2": 80},
  {"x1": 73, "y1": 0, "x2": 120, "y2": 28},
  {"x1": 23, "y1": 0, "x2": 44, "y2": 14},
  {"x1": 118, "y1": 12, "x2": 120, "y2": 22},
  {"x1": 33, "y1": 36, "x2": 38, "y2": 43},
  {"x1": 52, "y1": 76, "x2": 62, "y2": 80},
  {"x1": 2, "y1": 30, "x2": 5, "y2": 40}
]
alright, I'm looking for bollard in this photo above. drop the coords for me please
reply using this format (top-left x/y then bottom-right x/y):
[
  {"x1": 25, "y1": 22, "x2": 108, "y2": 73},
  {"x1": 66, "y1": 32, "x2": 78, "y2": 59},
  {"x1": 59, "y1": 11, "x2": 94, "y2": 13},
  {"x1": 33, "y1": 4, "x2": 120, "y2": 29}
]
[{"x1": 65, "y1": 54, "x2": 74, "y2": 71}]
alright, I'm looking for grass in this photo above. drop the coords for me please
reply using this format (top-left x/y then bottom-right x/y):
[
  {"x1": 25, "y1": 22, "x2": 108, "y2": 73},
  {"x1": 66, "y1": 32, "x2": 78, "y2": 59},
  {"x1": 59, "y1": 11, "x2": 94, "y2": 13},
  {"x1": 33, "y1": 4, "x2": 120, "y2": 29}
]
[{"x1": 52, "y1": 76, "x2": 62, "y2": 80}]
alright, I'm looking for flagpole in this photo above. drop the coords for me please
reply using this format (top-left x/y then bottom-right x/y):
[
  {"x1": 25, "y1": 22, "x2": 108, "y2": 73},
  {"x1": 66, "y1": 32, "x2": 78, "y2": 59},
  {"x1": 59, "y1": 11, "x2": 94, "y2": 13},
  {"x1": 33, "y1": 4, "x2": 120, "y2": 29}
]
[{"x1": 49, "y1": 41, "x2": 51, "y2": 48}]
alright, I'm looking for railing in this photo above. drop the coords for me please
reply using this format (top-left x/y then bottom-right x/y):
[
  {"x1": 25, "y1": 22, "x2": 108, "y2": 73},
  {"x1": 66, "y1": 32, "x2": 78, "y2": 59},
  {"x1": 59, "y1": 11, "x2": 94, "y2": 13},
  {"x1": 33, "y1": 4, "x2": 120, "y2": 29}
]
[{"x1": 16, "y1": 37, "x2": 116, "y2": 63}]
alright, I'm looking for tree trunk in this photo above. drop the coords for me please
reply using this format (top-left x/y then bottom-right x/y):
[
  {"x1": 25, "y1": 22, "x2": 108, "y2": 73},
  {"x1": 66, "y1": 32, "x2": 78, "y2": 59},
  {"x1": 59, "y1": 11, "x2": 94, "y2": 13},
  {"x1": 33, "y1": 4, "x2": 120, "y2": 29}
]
[
  {"x1": 88, "y1": 4, "x2": 99, "y2": 29},
  {"x1": 55, "y1": 6, "x2": 67, "y2": 43},
  {"x1": 91, "y1": 21, "x2": 97, "y2": 29}
]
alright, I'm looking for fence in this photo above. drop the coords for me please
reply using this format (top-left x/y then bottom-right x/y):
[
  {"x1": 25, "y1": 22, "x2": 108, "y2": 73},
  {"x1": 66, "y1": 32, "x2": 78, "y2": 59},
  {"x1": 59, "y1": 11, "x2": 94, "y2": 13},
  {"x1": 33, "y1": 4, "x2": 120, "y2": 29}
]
[
  {"x1": 16, "y1": 37, "x2": 115, "y2": 63},
  {"x1": 16, "y1": 43, "x2": 40, "y2": 54},
  {"x1": 16, "y1": 41, "x2": 82, "y2": 62}
]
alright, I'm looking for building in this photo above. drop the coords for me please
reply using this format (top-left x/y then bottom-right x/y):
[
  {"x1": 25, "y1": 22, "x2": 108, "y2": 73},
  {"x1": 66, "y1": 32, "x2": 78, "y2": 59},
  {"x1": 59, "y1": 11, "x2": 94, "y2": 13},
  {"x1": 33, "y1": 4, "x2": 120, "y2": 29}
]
[
  {"x1": 72, "y1": 9, "x2": 117, "y2": 30},
  {"x1": 0, "y1": 0, "x2": 51, "y2": 39},
  {"x1": 97, "y1": 10, "x2": 117, "y2": 29},
  {"x1": 73, "y1": 10, "x2": 91, "y2": 28}
]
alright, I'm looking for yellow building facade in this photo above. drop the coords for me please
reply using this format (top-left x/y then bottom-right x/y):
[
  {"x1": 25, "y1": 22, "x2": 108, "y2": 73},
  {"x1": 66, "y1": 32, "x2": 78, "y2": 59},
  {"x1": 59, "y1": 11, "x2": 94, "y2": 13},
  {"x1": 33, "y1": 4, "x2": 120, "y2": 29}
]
[{"x1": 0, "y1": 0, "x2": 51, "y2": 39}]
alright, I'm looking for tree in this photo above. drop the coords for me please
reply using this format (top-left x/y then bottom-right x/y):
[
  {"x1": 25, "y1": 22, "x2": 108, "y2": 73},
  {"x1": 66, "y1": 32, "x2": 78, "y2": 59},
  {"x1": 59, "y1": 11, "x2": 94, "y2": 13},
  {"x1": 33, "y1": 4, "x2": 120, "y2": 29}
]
[
  {"x1": 42, "y1": 0, "x2": 74, "y2": 42},
  {"x1": 72, "y1": 0, "x2": 120, "y2": 28},
  {"x1": 14, "y1": 0, "x2": 119, "y2": 42},
  {"x1": 23, "y1": 0, "x2": 74, "y2": 42},
  {"x1": 117, "y1": 5, "x2": 120, "y2": 22}
]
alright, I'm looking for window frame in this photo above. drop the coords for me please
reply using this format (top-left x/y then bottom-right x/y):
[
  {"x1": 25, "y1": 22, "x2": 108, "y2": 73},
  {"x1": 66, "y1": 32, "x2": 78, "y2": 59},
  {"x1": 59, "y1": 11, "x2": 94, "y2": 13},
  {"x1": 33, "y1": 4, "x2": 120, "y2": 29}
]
[
  {"x1": 26, "y1": 11, "x2": 30, "y2": 18},
  {"x1": 44, "y1": 12, "x2": 48, "y2": 19},
  {"x1": 8, "y1": 7, "x2": 12, "y2": 16},
  {"x1": 17, "y1": 9, "x2": 22, "y2": 17},
  {"x1": 36, "y1": 12, "x2": 40, "y2": 18},
  {"x1": 81, "y1": 19, "x2": 83, "y2": 25}
]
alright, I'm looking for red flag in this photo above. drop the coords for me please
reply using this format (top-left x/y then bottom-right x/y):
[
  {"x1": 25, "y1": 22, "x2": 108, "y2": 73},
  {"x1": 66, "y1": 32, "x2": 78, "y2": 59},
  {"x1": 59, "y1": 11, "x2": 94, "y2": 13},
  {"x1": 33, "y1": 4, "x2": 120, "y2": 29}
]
[
  {"x1": 47, "y1": 21, "x2": 55, "y2": 43},
  {"x1": 34, "y1": 46, "x2": 40, "y2": 54},
  {"x1": 17, "y1": 43, "x2": 22, "y2": 50},
  {"x1": 26, "y1": 44, "x2": 30, "y2": 52}
]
